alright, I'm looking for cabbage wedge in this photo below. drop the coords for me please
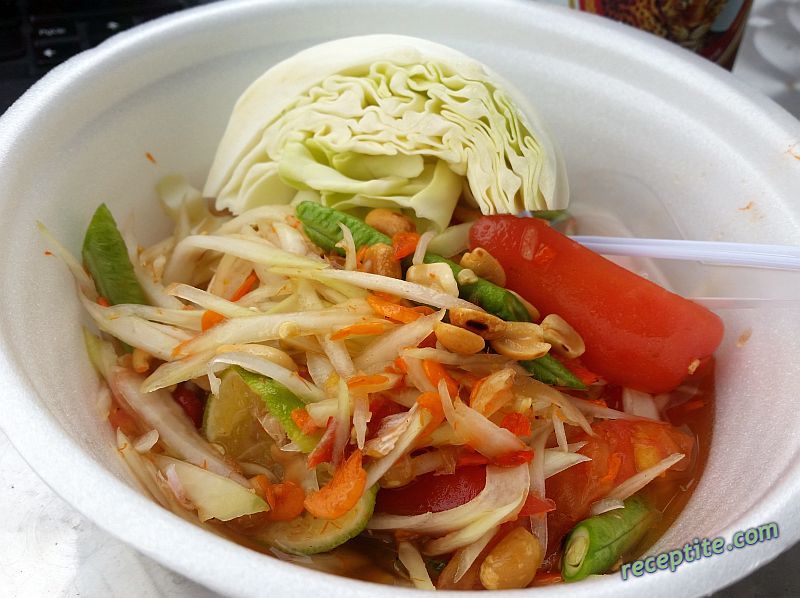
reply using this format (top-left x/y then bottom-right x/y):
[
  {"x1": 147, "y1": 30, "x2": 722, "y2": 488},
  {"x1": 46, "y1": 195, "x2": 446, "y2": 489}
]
[{"x1": 204, "y1": 34, "x2": 568, "y2": 230}]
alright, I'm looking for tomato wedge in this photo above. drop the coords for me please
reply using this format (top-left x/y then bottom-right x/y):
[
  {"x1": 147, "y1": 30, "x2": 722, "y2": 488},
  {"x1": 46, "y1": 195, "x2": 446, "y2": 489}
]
[
  {"x1": 470, "y1": 216, "x2": 724, "y2": 393},
  {"x1": 375, "y1": 466, "x2": 486, "y2": 516},
  {"x1": 545, "y1": 419, "x2": 694, "y2": 545}
]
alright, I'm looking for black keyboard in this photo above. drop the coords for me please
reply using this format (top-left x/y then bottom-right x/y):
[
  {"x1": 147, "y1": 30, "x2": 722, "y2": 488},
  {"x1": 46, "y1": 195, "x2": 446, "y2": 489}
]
[{"x1": 0, "y1": 0, "x2": 215, "y2": 113}]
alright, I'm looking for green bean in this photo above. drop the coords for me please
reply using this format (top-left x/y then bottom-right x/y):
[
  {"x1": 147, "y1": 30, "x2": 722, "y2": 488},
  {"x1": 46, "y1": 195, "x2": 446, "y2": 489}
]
[
  {"x1": 295, "y1": 201, "x2": 389, "y2": 253},
  {"x1": 561, "y1": 496, "x2": 656, "y2": 582},
  {"x1": 520, "y1": 354, "x2": 585, "y2": 389},
  {"x1": 82, "y1": 203, "x2": 147, "y2": 306},
  {"x1": 235, "y1": 367, "x2": 318, "y2": 453}
]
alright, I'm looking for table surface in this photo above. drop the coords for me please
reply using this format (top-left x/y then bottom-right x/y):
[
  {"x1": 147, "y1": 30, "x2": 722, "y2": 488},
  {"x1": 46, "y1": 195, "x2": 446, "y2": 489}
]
[{"x1": 2, "y1": 0, "x2": 799, "y2": 596}]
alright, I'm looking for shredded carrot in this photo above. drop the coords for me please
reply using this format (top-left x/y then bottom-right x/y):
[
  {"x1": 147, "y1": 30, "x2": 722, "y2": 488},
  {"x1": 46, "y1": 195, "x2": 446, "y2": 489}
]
[
  {"x1": 422, "y1": 359, "x2": 459, "y2": 397},
  {"x1": 374, "y1": 291, "x2": 403, "y2": 304},
  {"x1": 229, "y1": 271, "x2": 259, "y2": 302},
  {"x1": 413, "y1": 306, "x2": 435, "y2": 316},
  {"x1": 97, "y1": 296, "x2": 110, "y2": 307},
  {"x1": 500, "y1": 412, "x2": 532, "y2": 437},
  {"x1": 171, "y1": 338, "x2": 193, "y2": 358},
  {"x1": 304, "y1": 449, "x2": 367, "y2": 519},
  {"x1": 389, "y1": 356, "x2": 408, "y2": 374},
  {"x1": 416, "y1": 391, "x2": 445, "y2": 440},
  {"x1": 347, "y1": 374, "x2": 389, "y2": 391},
  {"x1": 330, "y1": 322, "x2": 387, "y2": 341},
  {"x1": 367, "y1": 293, "x2": 425, "y2": 323},
  {"x1": 201, "y1": 310, "x2": 226, "y2": 331},
  {"x1": 291, "y1": 408, "x2": 322, "y2": 435},
  {"x1": 391, "y1": 231, "x2": 420, "y2": 260},
  {"x1": 250, "y1": 474, "x2": 276, "y2": 506}
]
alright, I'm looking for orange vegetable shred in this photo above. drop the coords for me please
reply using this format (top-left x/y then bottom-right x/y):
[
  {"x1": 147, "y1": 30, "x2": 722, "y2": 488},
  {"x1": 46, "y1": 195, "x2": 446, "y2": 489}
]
[
  {"x1": 391, "y1": 231, "x2": 420, "y2": 260},
  {"x1": 201, "y1": 310, "x2": 226, "y2": 331},
  {"x1": 303, "y1": 449, "x2": 367, "y2": 519},
  {"x1": 330, "y1": 322, "x2": 387, "y2": 341}
]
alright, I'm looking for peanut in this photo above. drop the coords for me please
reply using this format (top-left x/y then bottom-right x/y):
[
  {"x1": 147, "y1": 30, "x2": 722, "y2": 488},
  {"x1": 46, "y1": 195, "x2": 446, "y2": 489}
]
[
  {"x1": 434, "y1": 322, "x2": 485, "y2": 355},
  {"x1": 448, "y1": 308, "x2": 509, "y2": 340},
  {"x1": 459, "y1": 247, "x2": 506, "y2": 286},
  {"x1": 362, "y1": 243, "x2": 402, "y2": 278},
  {"x1": 479, "y1": 527, "x2": 543, "y2": 590},
  {"x1": 365, "y1": 208, "x2": 415, "y2": 237},
  {"x1": 540, "y1": 314, "x2": 585, "y2": 358},
  {"x1": 490, "y1": 322, "x2": 551, "y2": 360},
  {"x1": 406, "y1": 263, "x2": 459, "y2": 296}
]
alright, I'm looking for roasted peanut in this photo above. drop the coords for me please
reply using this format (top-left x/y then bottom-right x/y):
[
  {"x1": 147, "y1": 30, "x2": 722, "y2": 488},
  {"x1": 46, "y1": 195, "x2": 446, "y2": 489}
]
[
  {"x1": 406, "y1": 263, "x2": 459, "y2": 296},
  {"x1": 362, "y1": 243, "x2": 402, "y2": 278},
  {"x1": 490, "y1": 322, "x2": 551, "y2": 360},
  {"x1": 541, "y1": 314, "x2": 585, "y2": 358},
  {"x1": 456, "y1": 268, "x2": 479, "y2": 285},
  {"x1": 448, "y1": 307, "x2": 509, "y2": 340},
  {"x1": 131, "y1": 347, "x2": 152, "y2": 374},
  {"x1": 469, "y1": 368, "x2": 515, "y2": 416},
  {"x1": 365, "y1": 208, "x2": 415, "y2": 237},
  {"x1": 479, "y1": 527, "x2": 543, "y2": 590},
  {"x1": 434, "y1": 322, "x2": 485, "y2": 355},
  {"x1": 459, "y1": 247, "x2": 506, "y2": 286}
]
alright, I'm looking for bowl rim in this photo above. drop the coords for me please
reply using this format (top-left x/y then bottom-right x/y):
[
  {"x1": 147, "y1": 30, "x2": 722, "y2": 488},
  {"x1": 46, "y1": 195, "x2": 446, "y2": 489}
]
[{"x1": 1, "y1": 0, "x2": 799, "y2": 596}]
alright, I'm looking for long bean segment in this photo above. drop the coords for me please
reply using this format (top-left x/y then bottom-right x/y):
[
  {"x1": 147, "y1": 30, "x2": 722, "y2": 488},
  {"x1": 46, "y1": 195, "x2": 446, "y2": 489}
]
[{"x1": 561, "y1": 495, "x2": 656, "y2": 582}]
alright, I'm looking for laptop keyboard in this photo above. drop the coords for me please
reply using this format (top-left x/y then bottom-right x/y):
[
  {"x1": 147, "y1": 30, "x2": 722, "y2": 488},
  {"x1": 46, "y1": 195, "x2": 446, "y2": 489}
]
[{"x1": 0, "y1": 0, "x2": 213, "y2": 112}]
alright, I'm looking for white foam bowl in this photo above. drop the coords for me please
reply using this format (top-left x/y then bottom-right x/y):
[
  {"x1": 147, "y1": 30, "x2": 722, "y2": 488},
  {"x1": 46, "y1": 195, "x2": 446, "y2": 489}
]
[{"x1": 1, "y1": 0, "x2": 799, "y2": 596}]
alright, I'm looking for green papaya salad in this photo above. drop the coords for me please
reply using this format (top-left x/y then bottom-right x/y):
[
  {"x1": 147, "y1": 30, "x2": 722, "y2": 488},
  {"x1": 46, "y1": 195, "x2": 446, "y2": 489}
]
[{"x1": 41, "y1": 35, "x2": 723, "y2": 589}]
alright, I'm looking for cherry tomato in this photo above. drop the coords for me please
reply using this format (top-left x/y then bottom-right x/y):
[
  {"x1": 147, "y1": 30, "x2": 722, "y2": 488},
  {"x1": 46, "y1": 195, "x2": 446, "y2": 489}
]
[
  {"x1": 470, "y1": 216, "x2": 724, "y2": 393},
  {"x1": 375, "y1": 466, "x2": 486, "y2": 516}
]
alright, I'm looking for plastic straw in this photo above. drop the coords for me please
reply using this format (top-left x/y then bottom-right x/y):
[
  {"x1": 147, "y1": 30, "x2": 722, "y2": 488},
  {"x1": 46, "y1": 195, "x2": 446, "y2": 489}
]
[{"x1": 571, "y1": 236, "x2": 800, "y2": 271}]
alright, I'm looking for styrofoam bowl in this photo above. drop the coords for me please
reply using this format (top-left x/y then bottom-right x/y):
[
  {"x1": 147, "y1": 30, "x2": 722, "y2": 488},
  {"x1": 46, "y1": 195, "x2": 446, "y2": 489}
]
[{"x1": 1, "y1": 0, "x2": 799, "y2": 596}]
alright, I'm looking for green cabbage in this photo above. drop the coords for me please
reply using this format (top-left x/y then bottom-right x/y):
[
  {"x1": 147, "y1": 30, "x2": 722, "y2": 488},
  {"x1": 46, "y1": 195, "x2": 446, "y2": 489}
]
[{"x1": 204, "y1": 35, "x2": 568, "y2": 231}]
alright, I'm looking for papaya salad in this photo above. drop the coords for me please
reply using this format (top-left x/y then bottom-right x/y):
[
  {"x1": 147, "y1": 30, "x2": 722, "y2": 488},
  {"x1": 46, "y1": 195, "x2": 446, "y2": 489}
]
[{"x1": 41, "y1": 35, "x2": 724, "y2": 589}]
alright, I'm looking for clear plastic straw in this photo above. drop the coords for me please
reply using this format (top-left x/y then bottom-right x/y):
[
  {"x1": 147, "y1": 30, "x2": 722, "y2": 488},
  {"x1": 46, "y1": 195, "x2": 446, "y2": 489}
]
[{"x1": 571, "y1": 236, "x2": 800, "y2": 271}]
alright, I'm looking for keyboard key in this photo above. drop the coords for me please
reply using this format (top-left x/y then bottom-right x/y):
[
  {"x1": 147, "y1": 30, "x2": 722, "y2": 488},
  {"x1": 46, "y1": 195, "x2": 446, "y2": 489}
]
[
  {"x1": 34, "y1": 39, "x2": 80, "y2": 66},
  {"x1": 31, "y1": 18, "x2": 78, "y2": 42},
  {"x1": 0, "y1": 26, "x2": 25, "y2": 60},
  {"x1": 85, "y1": 15, "x2": 133, "y2": 42}
]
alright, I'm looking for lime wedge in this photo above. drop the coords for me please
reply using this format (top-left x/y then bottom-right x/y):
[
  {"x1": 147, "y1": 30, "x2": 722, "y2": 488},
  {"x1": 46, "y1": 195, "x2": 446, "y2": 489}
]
[{"x1": 202, "y1": 368, "x2": 272, "y2": 466}]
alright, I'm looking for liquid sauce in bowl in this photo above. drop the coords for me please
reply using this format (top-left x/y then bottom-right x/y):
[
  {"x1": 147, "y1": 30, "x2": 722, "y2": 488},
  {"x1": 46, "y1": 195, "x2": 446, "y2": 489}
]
[{"x1": 222, "y1": 359, "x2": 716, "y2": 588}]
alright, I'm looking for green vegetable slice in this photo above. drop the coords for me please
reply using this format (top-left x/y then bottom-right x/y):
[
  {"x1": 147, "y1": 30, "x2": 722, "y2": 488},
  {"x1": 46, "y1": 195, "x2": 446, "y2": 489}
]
[
  {"x1": 253, "y1": 484, "x2": 378, "y2": 555},
  {"x1": 296, "y1": 201, "x2": 390, "y2": 253},
  {"x1": 235, "y1": 367, "x2": 319, "y2": 453},
  {"x1": 561, "y1": 496, "x2": 656, "y2": 582},
  {"x1": 81, "y1": 203, "x2": 147, "y2": 306},
  {"x1": 521, "y1": 354, "x2": 585, "y2": 390}
]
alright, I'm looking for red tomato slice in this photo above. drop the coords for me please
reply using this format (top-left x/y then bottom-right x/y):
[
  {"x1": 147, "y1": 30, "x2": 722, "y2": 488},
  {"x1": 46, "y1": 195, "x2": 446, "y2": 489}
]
[
  {"x1": 375, "y1": 466, "x2": 486, "y2": 516},
  {"x1": 470, "y1": 216, "x2": 724, "y2": 393}
]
